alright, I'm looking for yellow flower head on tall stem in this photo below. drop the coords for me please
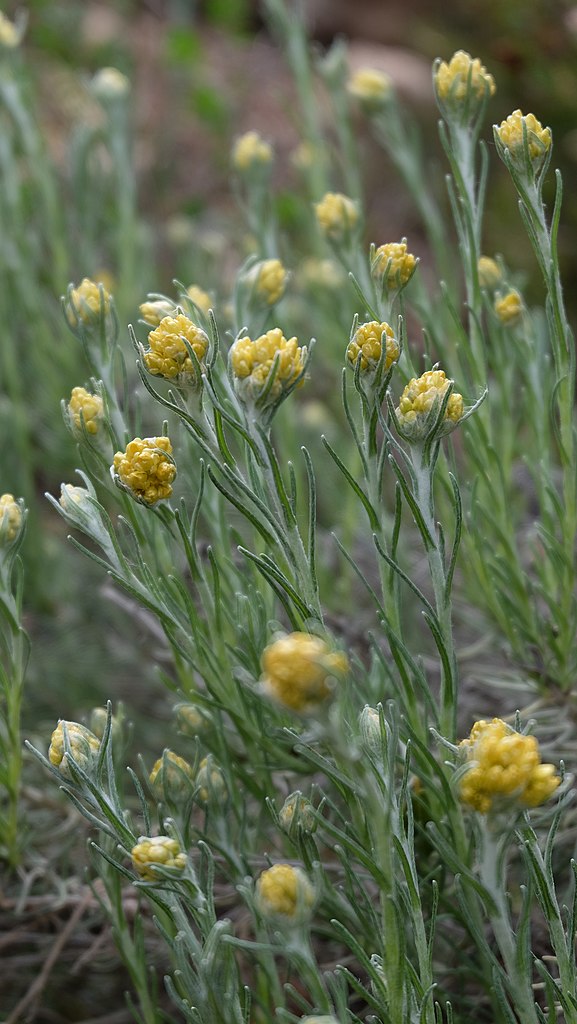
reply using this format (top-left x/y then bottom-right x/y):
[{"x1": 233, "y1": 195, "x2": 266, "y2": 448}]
[
  {"x1": 372, "y1": 241, "x2": 417, "y2": 289},
  {"x1": 230, "y1": 328, "x2": 305, "y2": 408},
  {"x1": 459, "y1": 718, "x2": 559, "y2": 814},
  {"x1": 113, "y1": 436, "x2": 176, "y2": 505},
  {"x1": 315, "y1": 192, "x2": 359, "y2": 241},
  {"x1": 435, "y1": 50, "x2": 495, "y2": 104},
  {"x1": 396, "y1": 369, "x2": 463, "y2": 440},
  {"x1": 260, "y1": 632, "x2": 348, "y2": 714},
  {"x1": 495, "y1": 109, "x2": 551, "y2": 163},
  {"x1": 48, "y1": 720, "x2": 100, "y2": 776},
  {"x1": 346, "y1": 321, "x2": 399, "y2": 374},
  {"x1": 143, "y1": 313, "x2": 208, "y2": 381},
  {"x1": 66, "y1": 278, "x2": 111, "y2": 327},
  {"x1": 68, "y1": 386, "x2": 104, "y2": 435},
  {"x1": 256, "y1": 863, "x2": 316, "y2": 923}
]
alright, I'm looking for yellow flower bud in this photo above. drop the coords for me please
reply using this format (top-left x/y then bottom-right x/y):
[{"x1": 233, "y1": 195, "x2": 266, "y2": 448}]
[
  {"x1": 89, "y1": 707, "x2": 121, "y2": 742},
  {"x1": 279, "y1": 792, "x2": 317, "y2": 833},
  {"x1": 48, "y1": 720, "x2": 100, "y2": 776},
  {"x1": 139, "y1": 299, "x2": 176, "y2": 326},
  {"x1": 113, "y1": 436, "x2": 176, "y2": 506},
  {"x1": 348, "y1": 67, "x2": 392, "y2": 109},
  {"x1": 0, "y1": 494, "x2": 23, "y2": 545},
  {"x1": 477, "y1": 256, "x2": 501, "y2": 290},
  {"x1": 314, "y1": 192, "x2": 359, "y2": 241},
  {"x1": 149, "y1": 751, "x2": 194, "y2": 801},
  {"x1": 495, "y1": 109, "x2": 551, "y2": 163},
  {"x1": 358, "y1": 705, "x2": 383, "y2": 753},
  {"x1": 261, "y1": 632, "x2": 348, "y2": 714},
  {"x1": 66, "y1": 278, "x2": 111, "y2": 328},
  {"x1": 372, "y1": 241, "x2": 417, "y2": 289},
  {"x1": 68, "y1": 386, "x2": 104, "y2": 436},
  {"x1": 0, "y1": 12, "x2": 20, "y2": 48},
  {"x1": 230, "y1": 328, "x2": 305, "y2": 408},
  {"x1": 247, "y1": 259, "x2": 288, "y2": 306},
  {"x1": 346, "y1": 321, "x2": 399, "y2": 374},
  {"x1": 186, "y1": 284, "x2": 213, "y2": 317},
  {"x1": 434, "y1": 50, "x2": 495, "y2": 106},
  {"x1": 256, "y1": 863, "x2": 316, "y2": 923},
  {"x1": 131, "y1": 836, "x2": 187, "y2": 880},
  {"x1": 232, "y1": 130, "x2": 273, "y2": 172},
  {"x1": 459, "y1": 718, "x2": 559, "y2": 814},
  {"x1": 91, "y1": 67, "x2": 130, "y2": 100},
  {"x1": 196, "y1": 756, "x2": 226, "y2": 804},
  {"x1": 494, "y1": 289, "x2": 523, "y2": 326},
  {"x1": 175, "y1": 703, "x2": 210, "y2": 737},
  {"x1": 142, "y1": 313, "x2": 208, "y2": 382},
  {"x1": 396, "y1": 369, "x2": 464, "y2": 440}
]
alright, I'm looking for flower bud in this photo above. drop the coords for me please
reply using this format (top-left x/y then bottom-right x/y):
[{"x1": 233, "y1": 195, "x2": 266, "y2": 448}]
[
  {"x1": 112, "y1": 437, "x2": 176, "y2": 506},
  {"x1": 434, "y1": 50, "x2": 495, "y2": 120},
  {"x1": 141, "y1": 313, "x2": 208, "y2": 384},
  {"x1": 495, "y1": 109, "x2": 551, "y2": 168},
  {"x1": 175, "y1": 703, "x2": 211, "y2": 737},
  {"x1": 131, "y1": 836, "x2": 187, "y2": 880},
  {"x1": 67, "y1": 386, "x2": 104, "y2": 437},
  {"x1": 494, "y1": 290, "x2": 523, "y2": 326},
  {"x1": 48, "y1": 720, "x2": 100, "y2": 777},
  {"x1": 0, "y1": 494, "x2": 24, "y2": 547},
  {"x1": 261, "y1": 632, "x2": 348, "y2": 714},
  {"x1": 195, "y1": 755, "x2": 226, "y2": 804},
  {"x1": 477, "y1": 256, "x2": 501, "y2": 290},
  {"x1": 348, "y1": 67, "x2": 392, "y2": 111},
  {"x1": 0, "y1": 12, "x2": 21, "y2": 48},
  {"x1": 371, "y1": 241, "x2": 416, "y2": 290},
  {"x1": 230, "y1": 329, "x2": 306, "y2": 411},
  {"x1": 244, "y1": 259, "x2": 288, "y2": 307},
  {"x1": 358, "y1": 705, "x2": 383, "y2": 754},
  {"x1": 65, "y1": 278, "x2": 112, "y2": 329},
  {"x1": 91, "y1": 67, "x2": 130, "y2": 101},
  {"x1": 395, "y1": 369, "x2": 464, "y2": 442},
  {"x1": 185, "y1": 284, "x2": 213, "y2": 317},
  {"x1": 346, "y1": 321, "x2": 399, "y2": 375},
  {"x1": 89, "y1": 707, "x2": 121, "y2": 743},
  {"x1": 279, "y1": 792, "x2": 317, "y2": 833},
  {"x1": 256, "y1": 863, "x2": 316, "y2": 924},
  {"x1": 139, "y1": 299, "x2": 177, "y2": 327},
  {"x1": 149, "y1": 751, "x2": 194, "y2": 802},
  {"x1": 232, "y1": 130, "x2": 273, "y2": 173},
  {"x1": 314, "y1": 192, "x2": 359, "y2": 242}
]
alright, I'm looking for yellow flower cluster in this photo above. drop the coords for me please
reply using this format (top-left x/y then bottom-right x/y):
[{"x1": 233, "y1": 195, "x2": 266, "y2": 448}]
[
  {"x1": 315, "y1": 192, "x2": 359, "y2": 240},
  {"x1": 346, "y1": 321, "x2": 399, "y2": 373},
  {"x1": 372, "y1": 241, "x2": 416, "y2": 288},
  {"x1": 131, "y1": 836, "x2": 187, "y2": 880},
  {"x1": 186, "y1": 284, "x2": 213, "y2": 316},
  {"x1": 256, "y1": 863, "x2": 315, "y2": 921},
  {"x1": 48, "y1": 721, "x2": 100, "y2": 775},
  {"x1": 139, "y1": 299, "x2": 175, "y2": 326},
  {"x1": 494, "y1": 290, "x2": 523, "y2": 326},
  {"x1": 261, "y1": 632, "x2": 348, "y2": 713},
  {"x1": 149, "y1": 751, "x2": 194, "y2": 800},
  {"x1": 496, "y1": 110, "x2": 551, "y2": 161},
  {"x1": 68, "y1": 386, "x2": 104, "y2": 435},
  {"x1": 435, "y1": 50, "x2": 495, "y2": 103},
  {"x1": 347, "y1": 67, "x2": 392, "y2": 108},
  {"x1": 477, "y1": 256, "x2": 501, "y2": 290},
  {"x1": 0, "y1": 494, "x2": 22, "y2": 544},
  {"x1": 67, "y1": 278, "x2": 111, "y2": 326},
  {"x1": 113, "y1": 436, "x2": 176, "y2": 505},
  {"x1": 143, "y1": 313, "x2": 208, "y2": 380},
  {"x1": 459, "y1": 718, "x2": 560, "y2": 814},
  {"x1": 232, "y1": 130, "x2": 273, "y2": 172},
  {"x1": 252, "y1": 259, "x2": 287, "y2": 306},
  {"x1": 230, "y1": 328, "x2": 305, "y2": 404},
  {"x1": 396, "y1": 370, "x2": 463, "y2": 433}
]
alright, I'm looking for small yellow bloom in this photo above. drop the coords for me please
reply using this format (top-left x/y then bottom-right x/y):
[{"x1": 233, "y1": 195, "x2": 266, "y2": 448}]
[
  {"x1": 372, "y1": 241, "x2": 417, "y2": 289},
  {"x1": 250, "y1": 258, "x2": 287, "y2": 306},
  {"x1": 435, "y1": 50, "x2": 495, "y2": 104},
  {"x1": 348, "y1": 67, "x2": 392, "y2": 108},
  {"x1": 495, "y1": 109, "x2": 551, "y2": 162},
  {"x1": 131, "y1": 836, "x2": 187, "y2": 880},
  {"x1": 256, "y1": 863, "x2": 315, "y2": 922},
  {"x1": 139, "y1": 299, "x2": 176, "y2": 326},
  {"x1": 477, "y1": 256, "x2": 501, "y2": 290},
  {"x1": 186, "y1": 284, "x2": 213, "y2": 316},
  {"x1": 48, "y1": 720, "x2": 100, "y2": 776},
  {"x1": 68, "y1": 386, "x2": 104, "y2": 435},
  {"x1": 232, "y1": 130, "x2": 273, "y2": 172},
  {"x1": 150, "y1": 751, "x2": 194, "y2": 801},
  {"x1": 113, "y1": 436, "x2": 176, "y2": 505},
  {"x1": 0, "y1": 12, "x2": 19, "y2": 47},
  {"x1": 230, "y1": 328, "x2": 305, "y2": 407},
  {"x1": 494, "y1": 289, "x2": 523, "y2": 326},
  {"x1": 143, "y1": 312, "x2": 208, "y2": 381},
  {"x1": 459, "y1": 718, "x2": 559, "y2": 814},
  {"x1": 66, "y1": 278, "x2": 111, "y2": 327},
  {"x1": 396, "y1": 369, "x2": 463, "y2": 438},
  {"x1": 0, "y1": 494, "x2": 22, "y2": 544},
  {"x1": 261, "y1": 632, "x2": 348, "y2": 714},
  {"x1": 315, "y1": 192, "x2": 359, "y2": 240},
  {"x1": 196, "y1": 756, "x2": 226, "y2": 803},
  {"x1": 346, "y1": 321, "x2": 399, "y2": 373}
]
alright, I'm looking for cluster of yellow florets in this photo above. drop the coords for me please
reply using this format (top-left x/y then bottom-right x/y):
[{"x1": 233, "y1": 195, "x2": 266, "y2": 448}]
[
  {"x1": 67, "y1": 278, "x2": 111, "y2": 326},
  {"x1": 372, "y1": 241, "x2": 417, "y2": 288},
  {"x1": 435, "y1": 50, "x2": 495, "y2": 103},
  {"x1": 0, "y1": 493, "x2": 22, "y2": 544},
  {"x1": 261, "y1": 632, "x2": 348, "y2": 714},
  {"x1": 68, "y1": 387, "x2": 104, "y2": 435},
  {"x1": 230, "y1": 329, "x2": 305, "y2": 405},
  {"x1": 495, "y1": 110, "x2": 551, "y2": 162},
  {"x1": 113, "y1": 436, "x2": 176, "y2": 505},
  {"x1": 347, "y1": 67, "x2": 392, "y2": 108},
  {"x1": 251, "y1": 259, "x2": 287, "y2": 306},
  {"x1": 131, "y1": 836, "x2": 187, "y2": 880},
  {"x1": 396, "y1": 370, "x2": 464, "y2": 434},
  {"x1": 256, "y1": 863, "x2": 315, "y2": 922},
  {"x1": 346, "y1": 321, "x2": 399, "y2": 373},
  {"x1": 494, "y1": 290, "x2": 523, "y2": 326},
  {"x1": 232, "y1": 130, "x2": 273, "y2": 172},
  {"x1": 48, "y1": 721, "x2": 101, "y2": 776},
  {"x1": 314, "y1": 192, "x2": 359, "y2": 240},
  {"x1": 143, "y1": 313, "x2": 208, "y2": 380},
  {"x1": 459, "y1": 719, "x2": 560, "y2": 814}
]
